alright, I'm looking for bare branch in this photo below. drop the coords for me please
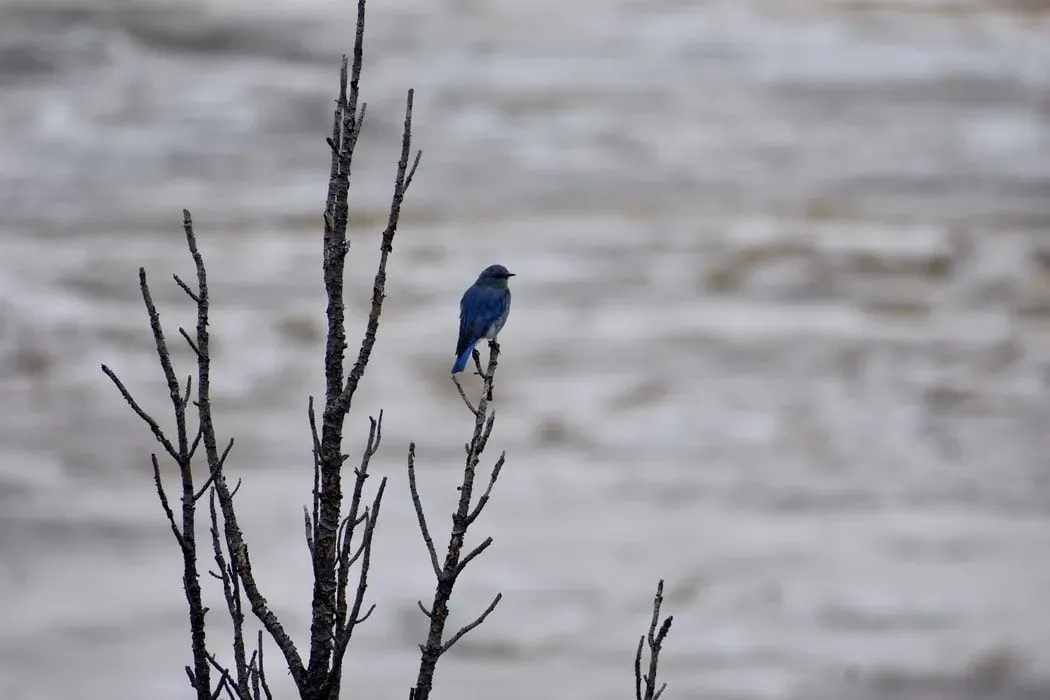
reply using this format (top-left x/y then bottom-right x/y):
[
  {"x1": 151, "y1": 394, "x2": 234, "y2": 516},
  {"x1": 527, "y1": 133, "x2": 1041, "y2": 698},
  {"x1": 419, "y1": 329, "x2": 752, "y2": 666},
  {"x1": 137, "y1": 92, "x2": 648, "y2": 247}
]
[
  {"x1": 193, "y1": 437, "x2": 234, "y2": 502},
  {"x1": 466, "y1": 452, "x2": 504, "y2": 526},
  {"x1": 634, "y1": 636, "x2": 644, "y2": 700},
  {"x1": 308, "y1": 396, "x2": 321, "y2": 554},
  {"x1": 344, "y1": 527, "x2": 369, "y2": 570},
  {"x1": 404, "y1": 149, "x2": 423, "y2": 192},
  {"x1": 634, "y1": 580, "x2": 674, "y2": 700},
  {"x1": 247, "y1": 649, "x2": 260, "y2": 700},
  {"x1": 341, "y1": 88, "x2": 417, "y2": 408},
  {"x1": 110, "y1": 0, "x2": 429, "y2": 695},
  {"x1": 309, "y1": 1, "x2": 382, "y2": 683},
  {"x1": 151, "y1": 454, "x2": 185, "y2": 550},
  {"x1": 451, "y1": 374, "x2": 478, "y2": 416},
  {"x1": 189, "y1": 422, "x2": 204, "y2": 460},
  {"x1": 411, "y1": 337, "x2": 506, "y2": 700},
  {"x1": 303, "y1": 506, "x2": 314, "y2": 556},
  {"x1": 209, "y1": 490, "x2": 249, "y2": 699},
  {"x1": 138, "y1": 266, "x2": 188, "y2": 420},
  {"x1": 325, "y1": 478, "x2": 387, "y2": 698},
  {"x1": 333, "y1": 412, "x2": 383, "y2": 661},
  {"x1": 477, "y1": 413, "x2": 496, "y2": 455},
  {"x1": 440, "y1": 593, "x2": 503, "y2": 654},
  {"x1": 246, "y1": 631, "x2": 273, "y2": 700},
  {"x1": 357, "y1": 604, "x2": 377, "y2": 625},
  {"x1": 180, "y1": 326, "x2": 202, "y2": 359},
  {"x1": 407, "y1": 443, "x2": 441, "y2": 579},
  {"x1": 174, "y1": 273, "x2": 201, "y2": 304},
  {"x1": 105, "y1": 249, "x2": 216, "y2": 697},
  {"x1": 101, "y1": 365, "x2": 179, "y2": 461},
  {"x1": 454, "y1": 537, "x2": 493, "y2": 577},
  {"x1": 177, "y1": 209, "x2": 306, "y2": 689},
  {"x1": 206, "y1": 655, "x2": 239, "y2": 700}
]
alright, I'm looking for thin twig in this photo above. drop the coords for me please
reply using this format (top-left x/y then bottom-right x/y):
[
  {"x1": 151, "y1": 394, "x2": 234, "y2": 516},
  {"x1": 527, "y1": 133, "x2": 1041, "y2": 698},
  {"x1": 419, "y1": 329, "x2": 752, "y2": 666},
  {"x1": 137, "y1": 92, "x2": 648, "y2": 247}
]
[
  {"x1": 248, "y1": 648, "x2": 260, "y2": 700},
  {"x1": 152, "y1": 454, "x2": 186, "y2": 550},
  {"x1": 104, "y1": 256, "x2": 214, "y2": 697},
  {"x1": 454, "y1": 537, "x2": 493, "y2": 577},
  {"x1": 466, "y1": 452, "x2": 505, "y2": 526},
  {"x1": 246, "y1": 631, "x2": 273, "y2": 700},
  {"x1": 324, "y1": 479, "x2": 387, "y2": 698},
  {"x1": 634, "y1": 580, "x2": 673, "y2": 700},
  {"x1": 333, "y1": 413, "x2": 383, "y2": 665},
  {"x1": 404, "y1": 150, "x2": 423, "y2": 192},
  {"x1": 407, "y1": 443, "x2": 441, "y2": 578},
  {"x1": 440, "y1": 593, "x2": 503, "y2": 654},
  {"x1": 189, "y1": 422, "x2": 204, "y2": 460},
  {"x1": 179, "y1": 209, "x2": 307, "y2": 690},
  {"x1": 174, "y1": 273, "x2": 201, "y2": 304},
  {"x1": 308, "y1": 396, "x2": 321, "y2": 555},
  {"x1": 345, "y1": 529, "x2": 369, "y2": 570},
  {"x1": 180, "y1": 326, "x2": 202, "y2": 358},
  {"x1": 207, "y1": 656, "x2": 239, "y2": 700},
  {"x1": 341, "y1": 88, "x2": 417, "y2": 408},
  {"x1": 303, "y1": 507, "x2": 314, "y2": 556},
  {"x1": 451, "y1": 374, "x2": 478, "y2": 415},
  {"x1": 101, "y1": 366, "x2": 179, "y2": 461},
  {"x1": 210, "y1": 490, "x2": 250, "y2": 699},
  {"x1": 634, "y1": 636, "x2": 645, "y2": 700},
  {"x1": 411, "y1": 341, "x2": 506, "y2": 700},
  {"x1": 193, "y1": 437, "x2": 234, "y2": 502}
]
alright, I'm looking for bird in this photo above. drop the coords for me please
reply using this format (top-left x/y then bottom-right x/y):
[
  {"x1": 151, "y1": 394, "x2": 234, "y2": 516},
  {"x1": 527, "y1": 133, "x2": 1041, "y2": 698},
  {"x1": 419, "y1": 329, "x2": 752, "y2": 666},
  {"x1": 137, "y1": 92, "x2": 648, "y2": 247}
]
[{"x1": 452, "y1": 264, "x2": 515, "y2": 374}]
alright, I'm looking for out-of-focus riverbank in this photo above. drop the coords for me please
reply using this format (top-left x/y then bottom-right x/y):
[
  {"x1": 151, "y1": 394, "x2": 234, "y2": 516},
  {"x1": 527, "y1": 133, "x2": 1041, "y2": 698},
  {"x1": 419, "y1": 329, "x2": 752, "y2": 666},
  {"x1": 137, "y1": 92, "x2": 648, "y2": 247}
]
[{"x1": 1, "y1": 1, "x2": 1048, "y2": 699}]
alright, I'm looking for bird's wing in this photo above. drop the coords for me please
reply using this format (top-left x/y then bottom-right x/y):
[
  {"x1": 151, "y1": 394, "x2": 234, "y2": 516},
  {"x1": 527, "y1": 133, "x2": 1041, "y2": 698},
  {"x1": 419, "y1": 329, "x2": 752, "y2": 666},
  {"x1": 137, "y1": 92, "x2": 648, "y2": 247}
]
[{"x1": 457, "y1": 285, "x2": 509, "y2": 356}]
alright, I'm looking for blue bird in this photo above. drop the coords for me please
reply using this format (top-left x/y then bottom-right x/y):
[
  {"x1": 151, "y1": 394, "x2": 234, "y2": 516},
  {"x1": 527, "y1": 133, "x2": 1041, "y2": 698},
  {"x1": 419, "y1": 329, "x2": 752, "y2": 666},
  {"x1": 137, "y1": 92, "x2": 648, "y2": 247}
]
[{"x1": 452, "y1": 264, "x2": 515, "y2": 374}]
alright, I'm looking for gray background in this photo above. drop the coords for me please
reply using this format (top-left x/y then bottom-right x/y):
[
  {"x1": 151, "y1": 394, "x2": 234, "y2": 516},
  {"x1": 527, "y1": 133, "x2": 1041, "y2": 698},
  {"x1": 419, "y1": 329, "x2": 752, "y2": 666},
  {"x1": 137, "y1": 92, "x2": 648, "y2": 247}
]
[{"x1": 1, "y1": 1, "x2": 1048, "y2": 698}]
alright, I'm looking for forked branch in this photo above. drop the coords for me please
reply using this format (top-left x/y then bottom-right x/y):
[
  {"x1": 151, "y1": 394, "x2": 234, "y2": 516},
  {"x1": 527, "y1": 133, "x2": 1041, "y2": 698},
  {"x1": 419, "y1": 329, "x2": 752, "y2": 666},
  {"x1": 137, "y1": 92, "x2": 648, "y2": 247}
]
[
  {"x1": 307, "y1": 1, "x2": 419, "y2": 688},
  {"x1": 634, "y1": 580, "x2": 674, "y2": 700},
  {"x1": 409, "y1": 341, "x2": 507, "y2": 700}
]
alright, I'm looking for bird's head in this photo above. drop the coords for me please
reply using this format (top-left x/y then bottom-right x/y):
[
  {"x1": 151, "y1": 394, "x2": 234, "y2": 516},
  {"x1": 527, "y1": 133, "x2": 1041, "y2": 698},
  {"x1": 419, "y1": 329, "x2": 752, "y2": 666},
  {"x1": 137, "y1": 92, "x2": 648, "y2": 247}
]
[{"x1": 476, "y1": 264, "x2": 515, "y2": 289}]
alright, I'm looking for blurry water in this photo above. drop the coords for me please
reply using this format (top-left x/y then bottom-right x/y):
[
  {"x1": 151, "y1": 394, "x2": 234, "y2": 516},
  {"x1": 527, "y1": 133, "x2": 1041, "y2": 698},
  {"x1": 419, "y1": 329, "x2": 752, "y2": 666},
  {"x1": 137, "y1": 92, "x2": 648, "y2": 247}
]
[{"x1": 1, "y1": 1, "x2": 1049, "y2": 699}]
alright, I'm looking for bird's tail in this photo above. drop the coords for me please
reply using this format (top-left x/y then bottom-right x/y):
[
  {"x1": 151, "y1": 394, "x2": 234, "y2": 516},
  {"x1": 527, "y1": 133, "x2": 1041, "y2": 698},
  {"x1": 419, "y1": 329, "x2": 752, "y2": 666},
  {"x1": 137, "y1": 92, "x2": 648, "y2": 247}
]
[{"x1": 451, "y1": 342, "x2": 476, "y2": 374}]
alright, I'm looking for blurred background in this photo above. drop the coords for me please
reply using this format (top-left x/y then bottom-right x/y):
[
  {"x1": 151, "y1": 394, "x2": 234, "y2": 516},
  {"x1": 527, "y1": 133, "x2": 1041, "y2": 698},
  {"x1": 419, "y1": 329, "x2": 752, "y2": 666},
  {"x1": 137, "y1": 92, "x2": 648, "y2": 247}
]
[{"x1": 1, "y1": 0, "x2": 1048, "y2": 698}]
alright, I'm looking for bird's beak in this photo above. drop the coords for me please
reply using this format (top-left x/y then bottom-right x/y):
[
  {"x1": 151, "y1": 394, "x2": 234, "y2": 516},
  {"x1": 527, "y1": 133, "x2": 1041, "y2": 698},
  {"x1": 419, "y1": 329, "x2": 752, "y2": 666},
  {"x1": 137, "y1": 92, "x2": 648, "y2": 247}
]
[{"x1": 507, "y1": 272, "x2": 516, "y2": 277}]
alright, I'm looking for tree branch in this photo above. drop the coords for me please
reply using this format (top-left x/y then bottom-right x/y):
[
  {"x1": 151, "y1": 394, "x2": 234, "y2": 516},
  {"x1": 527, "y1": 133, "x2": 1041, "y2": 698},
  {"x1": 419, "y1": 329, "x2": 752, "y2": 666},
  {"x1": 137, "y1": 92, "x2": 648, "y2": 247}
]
[
  {"x1": 407, "y1": 443, "x2": 441, "y2": 579},
  {"x1": 106, "y1": 0, "x2": 430, "y2": 696},
  {"x1": 151, "y1": 454, "x2": 185, "y2": 550},
  {"x1": 454, "y1": 538, "x2": 493, "y2": 577},
  {"x1": 334, "y1": 412, "x2": 383, "y2": 648},
  {"x1": 308, "y1": 396, "x2": 322, "y2": 556},
  {"x1": 248, "y1": 631, "x2": 273, "y2": 700},
  {"x1": 178, "y1": 209, "x2": 307, "y2": 690},
  {"x1": 101, "y1": 364, "x2": 179, "y2": 462},
  {"x1": 209, "y1": 490, "x2": 250, "y2": 699},
  {"x1": 440, "y1": 593, "x2": 502, "y2": 654},
  {"x1": 324, "y1": 478, "x2": 387, "y2": 698},
  {"x1": 466, "y1": 452, "x2": 505, "y2": 526},
  {"x1": 193, "y1": 437, "x2": 234, "y2": 502},
  {"x1": 634, "y1": 580, "x2": 674, "y2": 700},
  {"x1": 102, "y1": 261, "x2": 213, "y2": 698},
  {"x1": 410, "y1": 341, "x2": 506, "y2": 700},
  {"x1": 310, "y1": 0, "x2": 395, "y2": 683}
]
